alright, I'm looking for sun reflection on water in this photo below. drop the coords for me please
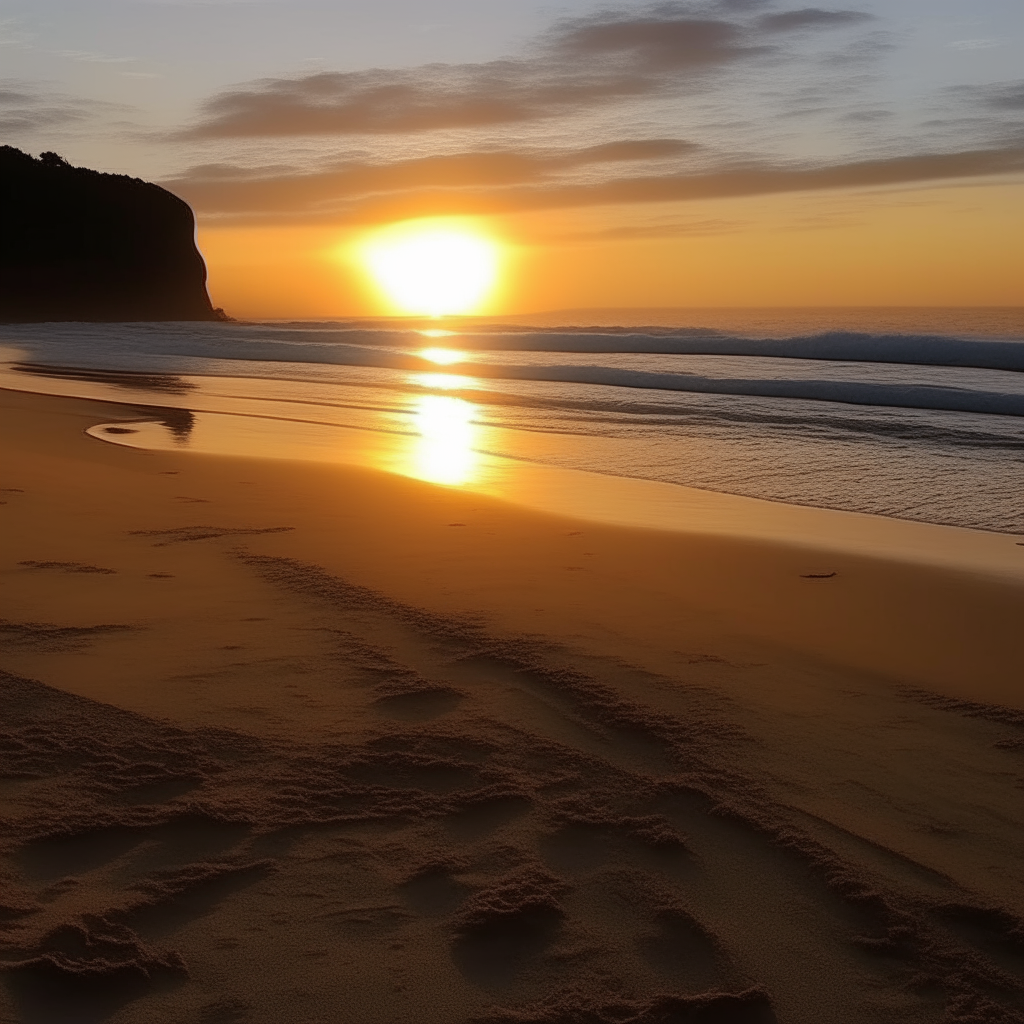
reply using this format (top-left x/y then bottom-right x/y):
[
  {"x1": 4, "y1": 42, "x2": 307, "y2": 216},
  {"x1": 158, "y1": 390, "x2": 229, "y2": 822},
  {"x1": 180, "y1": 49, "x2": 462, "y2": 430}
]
[
  {"x1": 416, "y1": 372, "x2": 467, "y2": 391},
  {"x1": 412, "y1": 394, "x2": 477, "y2": 486},
  {"x1": 420, "y1": 346, "x2": 465, "y2": 365}
]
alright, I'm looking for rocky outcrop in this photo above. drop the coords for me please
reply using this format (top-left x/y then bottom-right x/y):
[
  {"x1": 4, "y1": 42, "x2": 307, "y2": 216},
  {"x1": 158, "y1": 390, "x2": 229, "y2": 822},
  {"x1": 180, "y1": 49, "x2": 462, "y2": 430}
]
[{"x1": 0, "y1": 147, "x2": 224, "y2": 322}]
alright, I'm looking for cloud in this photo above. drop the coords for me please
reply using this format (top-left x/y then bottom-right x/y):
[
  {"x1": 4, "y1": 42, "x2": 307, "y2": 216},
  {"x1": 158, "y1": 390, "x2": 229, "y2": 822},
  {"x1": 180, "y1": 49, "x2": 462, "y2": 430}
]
[
  {"x1": 166, "y1": 140, "x2": 699, "y2": 215},
  {"x1": 947, "y1": 39, "x2": 1000, "y2": 52},
  {"x1": 757, "y1": 8, "x2": 873, "y2": 32},
  {"x1": 55, "y1": 49, "x2": 138, "y2": 65},
  {"x1": 551, "y1": 217, "x2": 741, "y2": 242},
  {"x1": 930, "y1": 79, "x2": 1024, "y2": 145},
  {"x1": 162, "y1": 4, "x2": 1023, "y2": 232},
  {"x1": 977, "y1": 81, "x2": 1024, "y2": 112},
  {"x1": 0, "y1": 84, "x2": 101, "y2": 133},
  {"x1": 525, "y1": 146, "x2": 1024, "y2": 210},
  {"x1": 549, "y1": 13, "x2": 757, "y2": 68},
  {"x1": 842, "y1": 108, "x2": 894, "y2": 123},
  {"x1": 185, "y1": 65, "x2": 561, "y2": 137},
  {"x1": 169, "y1": 143, "x2": 1024, "y2": 225},
  {"x1": 566, "y1": 140, "x2": 698, "y2": 164},
  {"x1": 179, "y1": 3, "x2": 873, "y2": 139}
]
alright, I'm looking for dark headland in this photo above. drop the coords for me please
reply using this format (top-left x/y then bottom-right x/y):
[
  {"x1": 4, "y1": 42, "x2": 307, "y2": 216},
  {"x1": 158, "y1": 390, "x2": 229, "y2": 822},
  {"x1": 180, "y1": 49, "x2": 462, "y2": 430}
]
[{"x1": 0, "y1": 146, "x2": 225, "y2": 322}]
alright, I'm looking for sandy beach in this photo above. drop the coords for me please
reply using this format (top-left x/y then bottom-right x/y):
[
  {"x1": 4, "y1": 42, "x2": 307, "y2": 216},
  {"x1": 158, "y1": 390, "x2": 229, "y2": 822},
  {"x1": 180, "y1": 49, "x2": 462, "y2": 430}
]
[{"x1": 2, "y1": 385, "x2": 1023, "y2": 1024}]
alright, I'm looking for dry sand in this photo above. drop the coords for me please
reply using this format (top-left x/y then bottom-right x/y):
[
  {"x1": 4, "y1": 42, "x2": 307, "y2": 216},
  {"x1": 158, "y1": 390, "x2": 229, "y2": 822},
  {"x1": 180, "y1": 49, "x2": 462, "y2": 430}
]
[{"x1": 1, "y1": 386, "x2": 1023, "y2": 1024}]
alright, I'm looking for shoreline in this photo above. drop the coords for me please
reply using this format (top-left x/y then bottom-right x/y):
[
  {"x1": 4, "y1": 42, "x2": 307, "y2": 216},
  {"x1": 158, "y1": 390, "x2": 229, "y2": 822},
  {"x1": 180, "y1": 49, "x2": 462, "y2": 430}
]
[
  {"x1": 2, "y1": 384, "x2": 1022, "y2": 705},
  {"x1": 3, "y1": 314, "x2": 1024, "y2": 544},
  {"x1": 86, "y1": 407, "x2": 1024, "y2": 583},
  {"x1": 3, "y1": 371, "x2": 1023, "y2": 586},
  {"x1": 2, "y1": 385, "x2": 1023, "y2": 1024}
]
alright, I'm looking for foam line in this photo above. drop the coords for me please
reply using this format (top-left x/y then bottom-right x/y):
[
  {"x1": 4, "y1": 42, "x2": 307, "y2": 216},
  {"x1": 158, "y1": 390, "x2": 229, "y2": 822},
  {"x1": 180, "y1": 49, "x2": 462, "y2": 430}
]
[
  {"x1": 455, "y1": 331, "x2": 1024, "y2": 372},
  {"x1": 4, "y1": 323, "x2": 1024, "y2": 372},
  {"x1": 477, "y1": 363, "x2": 1024, "y2": 417}
]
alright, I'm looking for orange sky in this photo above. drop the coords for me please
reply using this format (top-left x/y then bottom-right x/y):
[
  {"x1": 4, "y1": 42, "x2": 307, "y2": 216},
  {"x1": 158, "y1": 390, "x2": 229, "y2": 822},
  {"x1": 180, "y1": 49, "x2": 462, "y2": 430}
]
[
  {"x1": 6, "y1": 1, "x2": 1023, "y2": 319},
  {"x1": 199, "y1": 177, "x2": 1024, "y2": 318}
]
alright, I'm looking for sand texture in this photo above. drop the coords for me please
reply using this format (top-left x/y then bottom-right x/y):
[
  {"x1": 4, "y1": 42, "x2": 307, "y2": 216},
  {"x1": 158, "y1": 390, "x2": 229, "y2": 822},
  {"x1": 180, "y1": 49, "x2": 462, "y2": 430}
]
[{"x1": 2, "y1": 388, "x2": 1023, "y2": 1024}]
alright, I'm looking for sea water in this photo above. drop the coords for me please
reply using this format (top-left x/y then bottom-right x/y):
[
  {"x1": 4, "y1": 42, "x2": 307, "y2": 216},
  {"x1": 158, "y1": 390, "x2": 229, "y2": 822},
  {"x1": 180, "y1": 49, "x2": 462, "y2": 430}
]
[{"x1": 1, "y1": 307, "x2": 1022, "y2": 535}]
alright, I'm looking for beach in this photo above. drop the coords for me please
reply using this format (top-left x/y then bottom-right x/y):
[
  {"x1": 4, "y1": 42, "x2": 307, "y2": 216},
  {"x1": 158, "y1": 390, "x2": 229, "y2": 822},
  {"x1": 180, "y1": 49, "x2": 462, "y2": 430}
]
[
  {"x1": 5, "y1": 0, "x2": 1023, "y2": 1014},
  {"x1": 2, "y1": 384, "x2": 1023, "y2": 1024}
]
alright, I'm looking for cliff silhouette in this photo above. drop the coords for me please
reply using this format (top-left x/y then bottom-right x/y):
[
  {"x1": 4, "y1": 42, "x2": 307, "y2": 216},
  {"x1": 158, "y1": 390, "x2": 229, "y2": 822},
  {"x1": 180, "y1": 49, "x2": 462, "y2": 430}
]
[{"x1": 0, "y1": 147, "x2": 224, "y2": 322}]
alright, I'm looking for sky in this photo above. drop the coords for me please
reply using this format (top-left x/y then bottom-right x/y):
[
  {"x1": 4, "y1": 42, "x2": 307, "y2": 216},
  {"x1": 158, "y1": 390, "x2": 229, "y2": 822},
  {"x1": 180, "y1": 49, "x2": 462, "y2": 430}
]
[{"x1": 2, "y1": 0, "x2": 1022, "y2": 316}]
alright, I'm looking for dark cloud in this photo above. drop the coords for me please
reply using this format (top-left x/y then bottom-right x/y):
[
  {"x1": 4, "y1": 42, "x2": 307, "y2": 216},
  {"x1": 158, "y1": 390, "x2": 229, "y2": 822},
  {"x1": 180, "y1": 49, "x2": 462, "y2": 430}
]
[
  {"x1": 842, "y1": 108, "x2": 895, "y2": 122},
  {"x1": 928, "y1": 79, "x2": 1024, "y2": 148},
  {"x1": 531, "y1": 146, "x2": 1024, "y2": 210},
  {"x1": 180, "y1": 4, "x2": 875, "y2": 140},
  {"x1": 180, "y1": 47, "x2": 690, "y2": 140},
  {"x1": 0, "y1": 83, "x2": 124, "y2": 134},
  {"x1": 0, "y1": 112, "x2": 81, "y2": 133},
  {"x1": 554, "y1": 217, "x2": 740, "y2": 242},
  {"x1": 165, "y1": 140, "x2": 698, "y2": 214},
  {"x1": 184, "y1": 64, "x2": 576, "y2": 138},
  {"x1": 976, "y1": 80, "x2": 1024, "y2": 112},
  {"x1": 550, "y1": 15, "x2": 756, "y2": 68},
  {"x1": 758, "y1": 8, "x2": 873, "y2": 32},
  {"x1": 168, "y1": 143, "x2": 1024, "y2": 225},
  {"x1": 562, "y1": 139, "x2": 698, "y2": 164},
  {"x1": 165, "y1": 4, "x2": 1024, "y2": 230},
  {"x1": 172, "y1": 162, "x2": 297, "y2": 180},
  {"x1": 0, "y1": 100, "x2": 92, "y2": 133}
]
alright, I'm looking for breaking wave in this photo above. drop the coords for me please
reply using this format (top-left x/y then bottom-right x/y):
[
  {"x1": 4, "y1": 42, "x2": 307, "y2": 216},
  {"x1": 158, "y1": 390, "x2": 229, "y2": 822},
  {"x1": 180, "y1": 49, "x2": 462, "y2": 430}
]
[{"x1": 2, "y1": 317, "x2": 1023, "y2": 532}]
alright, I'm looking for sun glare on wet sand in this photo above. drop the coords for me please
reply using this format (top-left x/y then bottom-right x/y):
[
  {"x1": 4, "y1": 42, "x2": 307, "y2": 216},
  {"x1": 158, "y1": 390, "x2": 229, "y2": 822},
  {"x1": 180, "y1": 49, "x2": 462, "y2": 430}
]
[
  {"x1": 360, "y1": 220, "x2": 500, "y2": 317},
  {"x1": 412, "y1": 394, "x2": 477, "y2": 485}
]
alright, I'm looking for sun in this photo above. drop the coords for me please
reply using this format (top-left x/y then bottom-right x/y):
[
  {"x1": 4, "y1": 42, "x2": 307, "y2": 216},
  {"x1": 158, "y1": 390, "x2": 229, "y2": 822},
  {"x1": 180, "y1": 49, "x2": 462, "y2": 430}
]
[{"x1": 360, "y1": 220, "x2": 500, "y2": 317}]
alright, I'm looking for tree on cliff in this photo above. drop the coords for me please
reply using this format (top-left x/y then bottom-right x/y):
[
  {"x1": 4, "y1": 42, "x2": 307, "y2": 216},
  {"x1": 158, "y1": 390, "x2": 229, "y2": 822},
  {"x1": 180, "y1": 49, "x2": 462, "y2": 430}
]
[{"x1": 0, "y1": 146, "x2": 226, "y2": 322}]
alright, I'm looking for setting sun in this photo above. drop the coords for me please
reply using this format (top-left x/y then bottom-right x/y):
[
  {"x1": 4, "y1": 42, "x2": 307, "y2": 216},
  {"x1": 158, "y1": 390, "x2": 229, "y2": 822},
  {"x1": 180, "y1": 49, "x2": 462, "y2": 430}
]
[{"x1": 360, "y1": 221, "x2": 500, "y2": 317}]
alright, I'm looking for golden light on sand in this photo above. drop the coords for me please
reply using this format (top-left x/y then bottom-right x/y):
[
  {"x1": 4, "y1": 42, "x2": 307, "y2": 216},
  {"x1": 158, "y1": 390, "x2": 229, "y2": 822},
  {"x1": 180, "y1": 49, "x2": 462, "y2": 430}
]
[
  {"x1": 412, "y1": 394, "x2": 476, "y2": 485},
  {"x1": 361, "y1": 221, "x2": 500, "y2": 317},
  {"x1": 420, "y1": 347, "x2": 465, "y2": 365}
]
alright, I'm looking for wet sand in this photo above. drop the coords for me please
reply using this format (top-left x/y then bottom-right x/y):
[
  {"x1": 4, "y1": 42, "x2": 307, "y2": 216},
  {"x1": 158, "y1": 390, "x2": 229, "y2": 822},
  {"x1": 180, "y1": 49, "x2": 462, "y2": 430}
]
[{"x1": 1, "y1": 386, "x2": 1023, "y2": 1024}]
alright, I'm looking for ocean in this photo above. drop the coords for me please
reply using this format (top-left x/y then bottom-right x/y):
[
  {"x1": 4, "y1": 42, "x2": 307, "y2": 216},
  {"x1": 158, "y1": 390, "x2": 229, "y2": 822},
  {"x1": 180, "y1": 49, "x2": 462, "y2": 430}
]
[{"x1": 2, "y1": 307, "x2": 1023, "y2": 535}]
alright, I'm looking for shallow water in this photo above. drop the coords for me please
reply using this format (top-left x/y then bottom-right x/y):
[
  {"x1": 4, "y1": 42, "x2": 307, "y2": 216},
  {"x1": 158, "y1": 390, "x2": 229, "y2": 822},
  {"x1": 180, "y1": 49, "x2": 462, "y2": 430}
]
[{"x1": 2, "y1": 307, "x2": 1023, "y2": 534}]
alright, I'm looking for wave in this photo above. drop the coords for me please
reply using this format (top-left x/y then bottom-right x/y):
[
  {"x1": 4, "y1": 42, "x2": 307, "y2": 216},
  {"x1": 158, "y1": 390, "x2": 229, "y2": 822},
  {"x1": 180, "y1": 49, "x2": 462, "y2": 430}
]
[
  {"x1": 475, "y1": 363, "x2": 1024, "y2": 417},
  {"x1": 4, "y1": 320, "x2": 1023, "y2": 534},
  {"x1": 3, "y1": 322, "x2": 1024, "y2": 417},
  {"x1": 3, "y1": 321, "x2": 1024, "y2": 369},
  {"x1": 417, "y1": 330, "x2": 1024, "y2": 373}
]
